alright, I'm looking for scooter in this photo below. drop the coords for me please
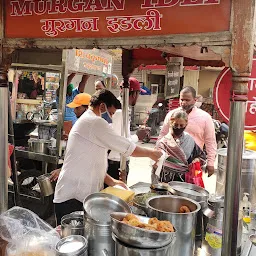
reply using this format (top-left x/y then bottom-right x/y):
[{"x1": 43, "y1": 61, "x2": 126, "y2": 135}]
[{"x1": 213, "y1": 119, "x2": 229, "y2": 148}]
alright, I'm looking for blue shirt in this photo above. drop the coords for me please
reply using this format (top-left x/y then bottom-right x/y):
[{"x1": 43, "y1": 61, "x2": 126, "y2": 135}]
[{"x1": 57, "y1": 88, "x2": 79, "y2": 125}]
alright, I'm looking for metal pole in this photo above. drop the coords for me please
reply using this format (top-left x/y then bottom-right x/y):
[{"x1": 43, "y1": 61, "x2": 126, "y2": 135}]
[
  {"x1": 221, "y1": 100, "x2": 246, "y2": 256},
  {"x1": 120, "y1": 87, "x2": 129, "y2": 172},
  {"x1": 0, "y1": 69, "x2": 9, "y2": 213}
]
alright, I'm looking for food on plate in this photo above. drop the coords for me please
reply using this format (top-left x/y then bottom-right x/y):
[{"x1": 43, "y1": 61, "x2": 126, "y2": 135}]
[
  {"x1": 133, "y1": 192, "x2": 157, "y2": 206},
  {"x1": 121, "y1": 214, "x2": 174, "y2": 232},
  {"x1": 179, "y1": 205, "x2": 191, "y2": 213}
]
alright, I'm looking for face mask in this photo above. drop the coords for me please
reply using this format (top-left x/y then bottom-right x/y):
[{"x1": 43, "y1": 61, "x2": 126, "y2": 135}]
[
  {"x1": 172, "y1": 127, "x2": 186, "y2": 136},
  {"x1": 100, "y1": 104, "x2": 112, "y2": 123}
]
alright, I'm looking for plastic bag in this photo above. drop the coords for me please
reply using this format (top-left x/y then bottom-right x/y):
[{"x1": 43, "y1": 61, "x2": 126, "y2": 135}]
[
  {"x1": 0, "y1": 207, "x2": 60, "y2": 256},
  {"x1": 185, "y1": 161, "x2": 205, "y2": 188}
]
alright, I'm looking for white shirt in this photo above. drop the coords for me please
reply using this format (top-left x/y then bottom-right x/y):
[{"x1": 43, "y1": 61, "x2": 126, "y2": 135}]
[
  {"x1": 108, "y1": 108, "x2": 138, "y2": 161},
  {"x1": 54, "y1": 109, "x2": 136, "y2": 203}
]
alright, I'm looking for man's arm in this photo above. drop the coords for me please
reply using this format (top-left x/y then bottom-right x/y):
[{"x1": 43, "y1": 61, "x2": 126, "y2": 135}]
[
  {"x1": 67, "y1": 73, "x2": 76, "y2": 86},
  {"x1": 204, "y1": 115, "x2": 217, "y2": 176},
  {"x1": 78, "y1": 74, "x2": 89, "y2": 93}
]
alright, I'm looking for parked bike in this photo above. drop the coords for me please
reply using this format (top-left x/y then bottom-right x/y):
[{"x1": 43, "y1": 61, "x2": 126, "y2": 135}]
[{"x1": 213, "y1": 119, "x2": 229, "y2": 149}]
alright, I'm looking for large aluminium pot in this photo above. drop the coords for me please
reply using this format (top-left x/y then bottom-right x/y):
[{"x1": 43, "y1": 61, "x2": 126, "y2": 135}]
[
  {"x1": 112, "y1": 233, "x2": 175, "y2": 256},
  {"x1": 146, "y1": 195, "x2": 201, "y2": 256},
  {"x1": 28, "y1": 138, "x2": 51, "y2": 154},
  {"x1": 168, "y1": 181, "x2": 209, "y2": 239},
  {"x1": 202, "y1": 196, "x2": 242, "y2": 256}
]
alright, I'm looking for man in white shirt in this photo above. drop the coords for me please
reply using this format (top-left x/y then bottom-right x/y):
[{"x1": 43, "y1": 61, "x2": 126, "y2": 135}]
[
  {"x1": 107, "y1": 77, "x2": 144, "y2": 181},
  {"x1": 54, "y1": 89, "x2": 162, "y2": 224}
]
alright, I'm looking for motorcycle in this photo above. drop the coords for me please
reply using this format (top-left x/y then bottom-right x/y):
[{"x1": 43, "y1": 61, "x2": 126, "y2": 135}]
[{"x1": 213, "y1": 119, "x2": 229, "y2": 149}]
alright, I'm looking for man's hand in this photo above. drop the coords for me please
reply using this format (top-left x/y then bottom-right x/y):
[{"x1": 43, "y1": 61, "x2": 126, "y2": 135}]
[
  {"x1": 150, "y1": 149, "x2": 163, "y2": 163},
  {"x1": 113, "y1": 179, "x2": 129, "y2": 190},
  {"x1": 50, "y1": 168, "x2": 61, "y2": 182},
  {"x1": 206, "y1": 165, "x2": 215, "y2": 177}
]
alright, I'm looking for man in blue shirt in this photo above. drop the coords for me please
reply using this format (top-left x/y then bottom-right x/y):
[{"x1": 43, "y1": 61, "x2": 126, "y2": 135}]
[{"x1": 57, "y1": 73, "x2": 89, "y2": 125}]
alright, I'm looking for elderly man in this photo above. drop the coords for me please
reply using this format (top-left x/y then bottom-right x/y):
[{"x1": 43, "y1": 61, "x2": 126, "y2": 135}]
[
  {"x1": 159, "y1": 86, "x2": 217, "y2": 177},
  {"x1": 95, "y1": 79, "x2": 106, "y2": 91},
  {"x1": 54, "y1": 89, "x2": 162, "y2": 224}
]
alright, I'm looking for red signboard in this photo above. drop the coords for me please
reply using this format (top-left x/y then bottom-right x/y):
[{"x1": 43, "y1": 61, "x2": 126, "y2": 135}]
[
  {"x1": 5, "y1": 0, "x2": 231, "y2": 39},
  {"x1": 214, "y1": 59, "x2": 256, "y2": 130}
]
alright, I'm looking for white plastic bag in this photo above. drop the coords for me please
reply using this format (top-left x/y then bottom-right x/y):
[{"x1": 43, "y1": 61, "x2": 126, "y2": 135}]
[{"x1": 0, "y1": 207, "x2": 60, "y2": 256}]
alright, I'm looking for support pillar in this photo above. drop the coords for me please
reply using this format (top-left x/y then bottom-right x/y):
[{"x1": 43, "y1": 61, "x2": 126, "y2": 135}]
[
  {"x1": 221, "y1": 0, "x2": 255, "y2": 255},
  {"x1": 120, "y1": 49, "x2": 133, "y2": 183},
  {"x1": 0, "y1": 66, "x2": 9, "y2": 213}
]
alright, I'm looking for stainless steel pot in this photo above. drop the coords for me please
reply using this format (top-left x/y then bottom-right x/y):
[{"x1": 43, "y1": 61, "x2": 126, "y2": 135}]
[
  {"x1": 37, "y1": 173, "x2": 54, "y2": 196},
  {"x1": 202, "y1": 196, "x2": 242, "y2": 256},
  {"x1": 61, "y1": 213, "x2": 85, "y2": 238},
  {"x1": 84, "y1": 218, "x2": 114, "y2": 256},
  {"x1": 168, "y1": 181, "x2": 209, "y2": 239},
  {"x1": 146, "y1": 195, "x2": 201, "y2": 256},
  {"x1": 56, "y1": 235, "x2": 88, "y2": 256},
  {"x1": 28, "y1": 138, "x2": 51, "y2": 154},
  {"x1": 112, "y1": 233, "x2": 175, "y2": 256}
]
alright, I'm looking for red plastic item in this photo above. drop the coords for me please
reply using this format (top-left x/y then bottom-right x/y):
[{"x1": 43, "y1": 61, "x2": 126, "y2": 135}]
[{"x1": 185, "y1": 161, "x2": 205, "y2": 188}]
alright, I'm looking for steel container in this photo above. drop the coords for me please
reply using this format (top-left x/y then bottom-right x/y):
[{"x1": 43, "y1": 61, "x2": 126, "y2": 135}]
[
  {"x1": 216, "y1": 149, "x2": 256, "y2": 201},
  {"x1": 37, "y1": 173, "x2": 54, "y2": 196},
  {"x1": 83, "y1": 193, "x2": 131, "y2": 256},
  {"x1": 84, "y1": 218, "x2": 114, "y2": 256},
  {"x1": 168, "y1": 181, "x2": 209, "y2": 238},
  {"x1": 110, "y1": 212, "x2": 176, "y2": 249},
  {"x1": 28, "y1": 138, "x2": 51, "y2": 154},
  {"x1": 61, "y1": 213, "x2": 85, "y2": 238},
  {"x1": 56, "y1": 235, "x2": 88, "y2": 256},
  {"x1": 202, "y1": 196, "x2": 242, "y2": 256},
  {"x1": 112, "y1": 233, "x2": 175, "y2": 256},
  {"x1": 146, "y1": 195, "x2": 201, "y2": 256}
]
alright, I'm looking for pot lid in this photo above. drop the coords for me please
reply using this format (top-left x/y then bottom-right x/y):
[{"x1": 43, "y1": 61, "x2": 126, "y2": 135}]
[
  {"x1": 168, "y1": 181, "x2": 209, "y2": 202},
  {"x1": 217, "y1": 148, "x2": 256, "y2": 159},
  {"x1": 56, "y1": 235, "x2": 87, "y2": 255}
]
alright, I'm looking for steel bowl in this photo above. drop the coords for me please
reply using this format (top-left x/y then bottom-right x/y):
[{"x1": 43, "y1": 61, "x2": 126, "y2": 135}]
[
  {"x1": 150, "y1": 183, "x2": 171, "y2": 195},
  {"x1": 110, "y1": 212, "x2": 176, "y2": 249},
  {"x1": 83, "y1": 193, "x2": 131, "y2": 224},
  {"x1": 61, "y1": 213, "x2": 85, "y2": 238}
]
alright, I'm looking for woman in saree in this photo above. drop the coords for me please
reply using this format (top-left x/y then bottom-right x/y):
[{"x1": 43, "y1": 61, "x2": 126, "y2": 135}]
[{"x1": 152, "y1": 109, "x2": 205, "y2": 183}]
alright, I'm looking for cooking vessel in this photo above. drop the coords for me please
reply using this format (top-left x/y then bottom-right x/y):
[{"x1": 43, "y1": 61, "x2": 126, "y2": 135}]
[
  {"x1": 83, "y1": 193, "x2": 131, "y2": 256},
  {"x1": 112, "y1": 233, "x2": 175, "y2": 256},
  {"x1": 150, "y1": 183, "x2": 170, "y2": 195},
  {"x1": 61, "y1": 213, "x2": 85, "y2": 238},
  {"x1": 37, "y1": 173, "x2": 54, "y2": 196},
  {"x1": 56, "y1": 235, "x2": 88, "y2": 256},
  {"x1": 168, "y1": 181, "x2": 209, "y2": 238},
  {"x1": 146, "y1": 195, "x2": 201, "y2": 256},
  {"x1": 110, "y1": 212, "x2": 176, "y2": 249},
  {"x1": 28, "y1": 138, "x2": 51, "y2": 154}
]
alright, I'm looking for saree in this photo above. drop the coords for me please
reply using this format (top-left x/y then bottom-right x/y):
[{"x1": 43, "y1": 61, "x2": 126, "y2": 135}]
[{"x1": 152, "y1": 132, "x2": 204, "y2": 183}]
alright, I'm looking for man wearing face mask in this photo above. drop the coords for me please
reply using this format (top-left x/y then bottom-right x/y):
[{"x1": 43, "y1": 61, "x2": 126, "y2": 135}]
[
  {"x1": 54, "y1": 89, "x2": 163, "y2": 224},
  {"x1": 159, "y1": 86, "x2": 216, "y2": 177}
]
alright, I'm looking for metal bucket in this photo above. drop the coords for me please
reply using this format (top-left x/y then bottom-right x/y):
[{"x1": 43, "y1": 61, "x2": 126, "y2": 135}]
[
  {"x1": 112, "y1": 233, "x2": 175, "y2": 256},
  {"x1": 61, "y1": 213, "x2": 85, "y2": 238},
  {"x1": 168, "y1": 181, "x2": 209, "y2": 239},
  {"x1": 216, "y1": 149, "x2": 256, "y2": 201},
  {"x1": 56, "y1": 235, "x2": 88, "y2": 256},
  {"x1": 84, "y1": 218, "x2": 114, "y2": 256},
  {"x1": 28, "y1": 138, "x2": 51, "y2": 154},
  {"x1": 146, "y1": 195, "x2": 201, "y2": 256},
  {"x1": 37, "y1": 173, "x2": 54, "y2": 196}
]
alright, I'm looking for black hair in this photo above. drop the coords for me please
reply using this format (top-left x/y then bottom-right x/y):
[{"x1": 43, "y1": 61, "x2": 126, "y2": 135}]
[
  {"x1": 180, "y1": 86, "x2": 196, "y2": 98},
  {"x1": 96, "y1": 79, "x2": 106, "y2": 88},
  {"x1": 90, "y1": 89, "x2": 121, "y2": 109}
]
